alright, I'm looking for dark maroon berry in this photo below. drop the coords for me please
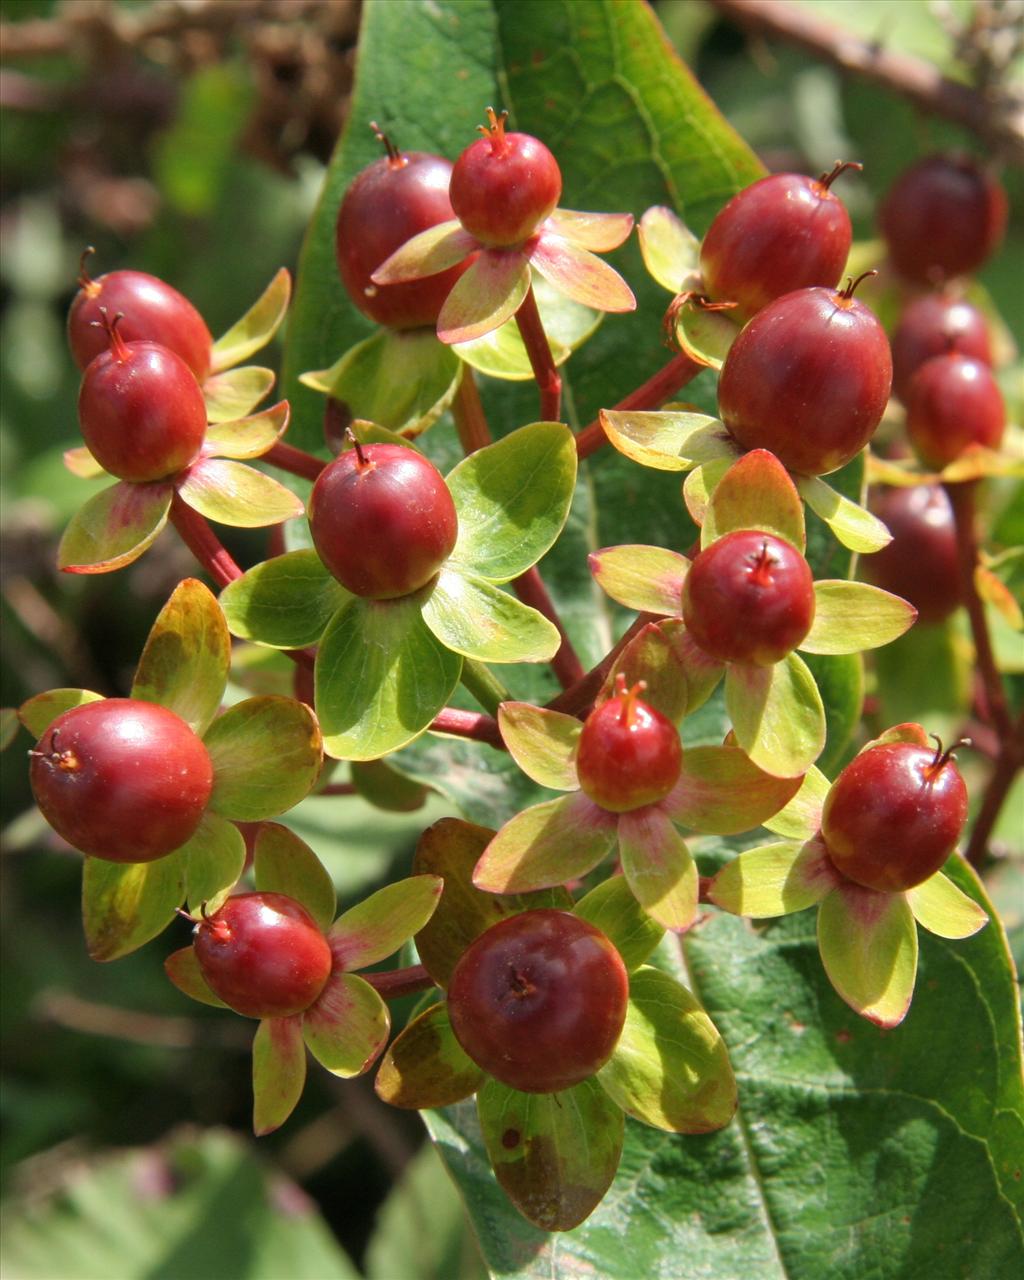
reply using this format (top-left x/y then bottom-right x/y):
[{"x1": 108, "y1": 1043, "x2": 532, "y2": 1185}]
[
  {"x1": 309, "y1": 439, "x2": 458, "y2": 599},
  {"x1": 905, "y1": 353, "x2": 1005, "y2": 469},
  {"x1": 29, "y1": 699, "x2": 213, "y2": 863},
  {"x1": 449, "y1": 108, "x2": 562, "y2": 247},
  {"x1": 682, "y1": 530, "x2": 815, "y2": 666},
  {"x1": 822, "y1": 736, "x2": 968, "y2": 891},
  {"x1": 336, "y1": 127, "x2": 470, "y2": 329},
  {"x1": 865, "y1": 486, "x2": 960, "y2": 624},
  {"x1": 717, "y1": 278, "x2": 892, "y2": 476},
  {"x1": 891, "y1": 292, "x2": 992, "y2": 403},
  {"x1": 575, "y1": 675, "x2": 682, "y2": 813},
  {"x1": 192, "y1": 892, "x2": 333, "y2": 1018},
  {"x1": 699, "y1": 161, "x2": 858, "y2": 321},
  {"x1": 447, "y1": 909, "x2": 628, "y2": 1093},
  {"x1": 879, "y1": 153, "x2": 1007, "y2": 284},
  {"x1": 78, "y1": 317, "x2": 208, "y2": 481},
  {"x1": 68, "y1": 253, "x2": 212, "y2": 380}
]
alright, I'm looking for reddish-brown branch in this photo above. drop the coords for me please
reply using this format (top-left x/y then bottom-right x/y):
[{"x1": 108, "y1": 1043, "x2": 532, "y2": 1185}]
[
  {"x1": 361, "y1": 964, "x2": 438, "y2": 1001},
  {"x1": 169, "y1": 496, "x2": 243, "y2": 588},
  {"x1": 515, "y1": 284, "x2": 562, "y2": 422},
  {"x1": 965, "y1": 716, "x2": 1024, "y2": 868},
  {"x1": 546, "y1": 613, "x2": 659, "y2": 717},
  {"x1": 511, "y1": 567, "x2": 585, "y2": 689},
  {"x1": 575, "y1": 353, "x2": 703, "y2": 461},
  {"x1": 709, "y1": 0, "x2": 1024, "y2": 164},
  {"x1": 429, "y1": 706, "x2": 505, "y2": 749},
  {"x1": 317, "y1": 781, "x2": 357, "y2": 797},
  {"x1": 262, "y1": 440, "x2": 326, "y2": 483},
  {"x1": 451, "y1": 367, "x2": 493, "y2": 454}
]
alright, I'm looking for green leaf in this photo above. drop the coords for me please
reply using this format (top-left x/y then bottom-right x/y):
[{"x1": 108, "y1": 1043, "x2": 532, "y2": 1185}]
[
  {"x1": 202, "y1": 366, "x2": 276, "y2": 423},
  {"x1": 446, "y1": 422, "x2": 577, "y2": 584},
  {"x1": 82, "y1": 849, "x2": 186, "y2": 962},
  {"x1": 220, "y1": 549, "x2": 348, "y2": 648},
  {"x1": 301, "y1": 972, "x2": 389, "y2": 1077},
  {"x1": 725, "y1": 652, "x2": 826, "y2": 778},
  {"x1": 18, "y1": 688, "x2": 104, "y2": 739},
  {"x1": 253, "y1": 822, "x2": 337, "y2": 931},
  {"x1": 375, "y1": 1002, "x2": 485, "y2": 1110},
  {"x1": 437, "y1": 250, "x2": 531, "y2": 345},
  {"x1": 330, "y1": 875, "x2": 443, "y2": 971},
  {"x1": 671, "y1": 298, "x2": 741, "y2": 371},
  {"x1": 703, "y1": 449, "x2": 806, "y2": 551},
  {"x1": 201, "y1": 401, "x2": 290, "y2": 460},
  {"x1": 421, "y1": 568, "x2": 561, "y2": 663},
  {"x1": 63, "y1": 444, "x2": 105, "y2": 479},
  {"x1": 164, "y1": 945, "x2": 227, "y2": 1008},
  {"x1": 58, "y1": 481, "x2": 172, "y2": 574},
  {"x1": 657, "y1": 618, "x2": 726, "y2": 713},
  {"x1": 372, "y1": 220, "x2": 475, "y2": 283},
  {"x1": 588, "y1": 543, "x2": 688, "y2": 615},
  {"x1": 763, "y1": 765, "x2": 831, "y2": 839},
  {"x1": 210, "y1": 267, "x2": 291, "y2": 374},
  {"x1": 573, "y1": 875, "x2": 664, "y2": 970},
  {"x1": 618, "y1": 806, "x2": 698, "y2": 932},
  {"x1": 598, "y1": 410, "x2": 731, "y2": 472},
  {"x1": 300, "y1": 328, "x2": 461, "y2": 437},
  {"x1": 349, "y1": 758, "x2": 430, "y2": 813},
  {"x1": 603, "y1": 620, "x2": 690, "y2": 723},
  {"x1": 253, "y1": 1015, "x2": 306, "y2": 1135},
  {"x1": 496, "y1": 702, "x2": 581, "y2": 791},
  {"x1": 818, "y1": 884, "x2": 919, "y2": 1027},
  {"x1": 664, "y1": 744, "x2": 803, "y2": 834},
  {"x1": 638, "y1": 205, "x2": 700, "y2": 293},
  {"x1": 204, "y1": 695, "x2": 322, "y2": 820},
  {"x1": 599, "y1": 966, "x2": 736, "y2": 1132},
  {"x1": 907, "y1": 869, "x2": 989, "y2": 940},
  {"x1": 182, "y1": 809, "x2": 245, "y2": 914},
  {"x1": 476, "y1": 1077, "x2": 624, "y2": 1232},
  {"x1": 708, "y1": 836, "x2": 841, "y2": 918},
  {"x1": 802, "y1": 650, "x2": 864, "y2": 776},
  {"x1": 0, "y1": 707, "x2": 19, "y2": 751},
  {"x1": 472, "y1": 793, "x2": 617, "y2": 894},
  {"x1": 316, "y1": 594, "x2": 462, "y2": 761},
  {"x1": 130, "y1": 577, "x2": 229, "y2": 735},
  {"x1": 802, "y1": 580, "x2": 918, "y2": 655},
  {"x1": 528, "y1": 234, "x2": 636, "y2": 313},
  {"x1": 797, "y1": 474, "x2": 893, "y2": 554},
  {"x1": 176, "y1": 458, "x2": 304, "y2": 528}
]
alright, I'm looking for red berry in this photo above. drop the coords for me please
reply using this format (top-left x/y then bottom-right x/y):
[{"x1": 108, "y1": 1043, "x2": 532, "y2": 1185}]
[
  {"x1": 29, "y1": 699, "x2": 213, "y2": 863},
  {"x1": 192, "y1": 892, "x2": 333, "y2": 1019},
  {"x1": 879, "y1": 153, "x2": 1008, "y2": 284},
  {"x1": 447, "y1": 910, "x2": 628, "y2": 1093},
  {"x1": 864, "y1": 486, "x2": 960, "y2": 624},
  {"x1": 576, "y1": 675, "x2": 682, "y2": 813},
  {"x1": 309, "y1": 440, "x2": 458, "y2": 599},
  {"x1": 449, "y1": 108, "x2": 562, "y2": 247},
  {"x1": 335, "y1": 129, "x2": 470, "y2": 329},
  {"x1": 699, "y1": 162, "x2": 858, "y2": 321},
  {"x1": 717, "y1": 279, "x2": 892, "y2": 476},
  {"x1": 890, "y1": 292, "x2": 992, "y2": 403},
  {"x1": 682, "y1": 530, "x2": 815, "y2": 666},
  {"x1": 78, "y1": 319, "x2": 208, "y2": 481},
  {"x1": 821, "y1": 737, "x2": 968, "y2": 891},
  {"x1": 905, "y1": 353, "x2": 1005, "y2": 470},
  {"x1": 68, "y1": 256, "x2": 212, "y2": 381}
]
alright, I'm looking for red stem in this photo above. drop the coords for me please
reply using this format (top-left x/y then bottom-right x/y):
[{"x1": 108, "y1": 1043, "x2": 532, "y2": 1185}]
[
  {"x1": 451, "y1": 367, "x2": 493, "y2": 454},
  {"x1": 511, "y1": 567, "x2": 585, "y2": 688},
  {"x1": 574, "y1": 352, "x2": 703, "y2": 461},
  {"x1": 515, "y1": 284, "x2": 562, "y2": 422},
  {"x1": 317, "y1": 782, "x2": 357, "y2": 797},
  {"x1": 262, "y1": 440, "x2": 326, "y2": 483},
  {"x1": 429, "y1": 706, "x2": 505, "y2": 749},
  {"x1": 362, "y1": 964, "x2": 437, "y2": 1001},
  {"x1": 964, "y1": 716, "x2": 1024, "y2": 869},
  {"x1": 169, "y1": 496, "x2": 243, "y2": 588},
  {"x1": 545, "y1": 613, "x2": 659, "y2": 717}
]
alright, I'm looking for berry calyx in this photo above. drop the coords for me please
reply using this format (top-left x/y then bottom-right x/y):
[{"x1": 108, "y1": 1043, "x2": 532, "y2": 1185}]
[
  {"x1": 682, "y1": 530, "x2": 816, "y2": 666},
  {"x1": 699, "y1": 161, "x2": 859, "y2": 321},
  {"x1": 446, "y1": 909, "x2": 628, "y2": 1093},
  {"x1": 879, "y1": 153, "x2": 1008, "y2": 284},
  {"x1": 890, "y1": 292, "x2": 992, "y2": 403},
  {"x1": 905, "y1": 352, "x2": 1005, "y2": 470},
  {"x1": 308, "y1": 438, "x2": 458, "y2": 599},
  {"x1": 68, "y1": 250, "x2": 213, "y2": 380},
  {"x1": 335, "y1": 125, "x2": 470, "y2": 329},
  {"x1": 821, "y1": 736, "x2": 969, "y2": 892},
  {"x1": 717, "y1": 277, "x2": 892, "y2": 476},
  {"x1": 575, "y1": 674, "x2": 683, "y2": 813},
  {"x1": 29, "y1": 699, "x2": 213, "y2": 863},
  {"x1": 77, "y1": 312, "x2": 208, "y2": 481},
  {"x1": 864, "y1": 485, "x2": 960, "y2": 624},
  {"x1": 192, "y1": 892, "x2": 333, "y2": 1019},
  {"x1": 449, "y1": 108, "x2": 562, "y2": 247}
]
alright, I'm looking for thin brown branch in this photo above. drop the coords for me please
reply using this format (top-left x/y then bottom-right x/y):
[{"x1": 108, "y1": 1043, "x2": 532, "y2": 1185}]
[
  {"x1": 515, "y1": 284, "x2": 562, "y2": 422},
  {"x1": 169, "y1": 495, "x2": 243, "y2": 588},
  {"x1": 511, "y1": 567, "x2": 585, "y2": 689},
  {"x1": 361, "y1": 964, "x2": 437, "y2": 1001},
  {"x1": 545, "y1": 613, "x2": 659, "y2": 717},
  {"x1": 429, "y1": 706, "x2": 505, "y2": 749},
  {"x1": 965, "y1": 710, "x2": 1024, "y2": 869},
  {"x1": 451, "y1": 366, "x2": 493, "y2": 455}
]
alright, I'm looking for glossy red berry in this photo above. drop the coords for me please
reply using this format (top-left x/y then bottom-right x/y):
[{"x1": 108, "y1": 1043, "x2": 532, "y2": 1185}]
[
  {"x1": 335, "y1": 127, "x2": 470, "y2": 329},
  {"x1": 29, "y1": 699, "x2": 213, "y2": 863},
  {"x1": 576, "y1": 675, "x2": 682, "y2": 813},
  {"x1": 717, "y1": 278, "x2": 892, "y2": 476},
  {"x1": 821, "y1": 737, "x2": 968, "y2": 892},
  {"x1": 78, "y1": 317, "x2": 208, "y2": 481},
  {"x1": 309, "y1": 439, "x2": 458, "y2": 599},
  {"x1": 192, "y1": 892, "x2": 333, "y2": 1019},
  {"x1": 879, "y1": 153, "x2": 1008, "y2": 284},
  {"x1": 682, "y1": 530, "x2": 815, "y2": 666},
  {"x1": 699, "y1": 161, "x2": 859, "y2": 321},
  {"x1": 447, "y1": 909, "x2": 628, "y2": 1093},
  {"x1": 905, "y1": 353, "x2": 1005, "y2": 469},
  {"x1": 449, "y1": 108, "x2": 562, "y2": 247},
  {"x1": 68, "y1": 253, "x2": 212, "y2": 380},
  {"x1": 890, "y1": 292, "x2": 992, "y2": 403},
  {"x1": 864, "y1": 486, "x2": 960, "y2": 624}
]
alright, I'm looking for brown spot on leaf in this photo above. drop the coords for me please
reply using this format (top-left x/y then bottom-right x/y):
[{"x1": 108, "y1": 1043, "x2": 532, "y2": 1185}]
[{"x1": 502, "y1": 1127, "x2": 521, "y2": 1149}]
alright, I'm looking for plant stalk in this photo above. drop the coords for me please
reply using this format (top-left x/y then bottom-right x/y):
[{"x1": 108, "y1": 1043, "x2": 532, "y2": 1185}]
[
  {"x1": 511, "y1": 567, "x2": 585, "y2": 688},
  {"x1": 263, "y1": 440, "x2": 326, "y2": 483},
  {"x1": 574, "y1": 352, "x2": 703, "y2": 460},
  {"x1": 457, "y1": 660, "x2": 512, "y2": 719},
  {"x1": 362, "y1": 964, "x2": 438, "y2": 1001},
  {"x1": 451, "y1": 367, "x2": 493, "y2": 454},
  {"x1": 515, "y1": 283, "x2": 562, "y2": 422},
  {"x1": 169, "y1": 496, "x2": 243, "y2": 588}
]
